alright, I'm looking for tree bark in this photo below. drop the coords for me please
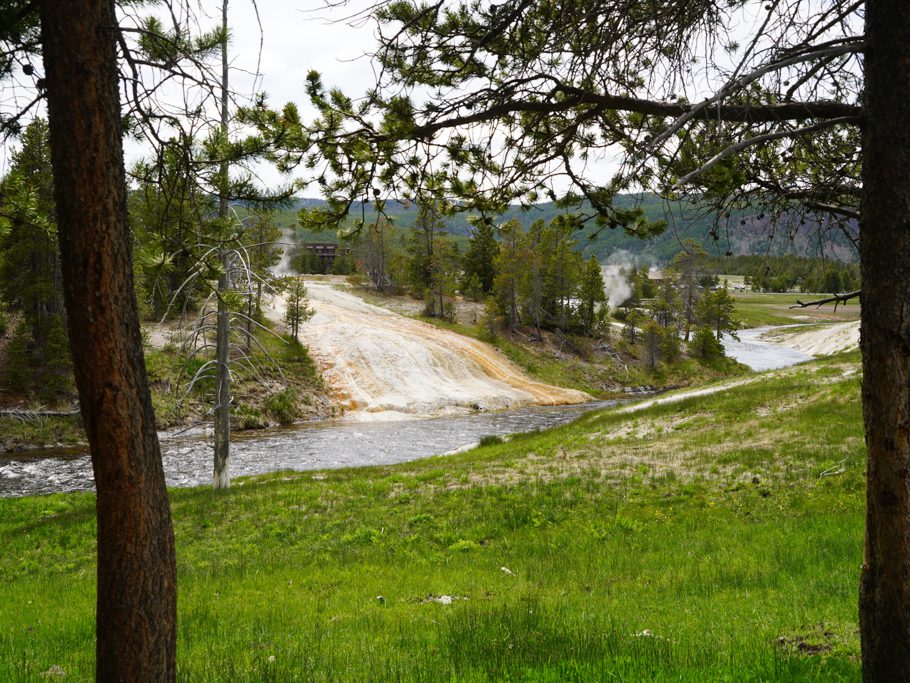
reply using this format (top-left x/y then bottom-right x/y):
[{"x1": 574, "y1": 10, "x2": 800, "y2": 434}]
[
  {"x1": 213, "y1": 0, "x2": 232, "y2": 489},
  {"x1": 859, "y1": 1, "x2": 910, "y2": 679},
  {"x1": 213, "y1": 249, "x2": 231, "y2": 489},
  {"x1": 38, "y1": 1, "x2": 177, "y2": 681}
]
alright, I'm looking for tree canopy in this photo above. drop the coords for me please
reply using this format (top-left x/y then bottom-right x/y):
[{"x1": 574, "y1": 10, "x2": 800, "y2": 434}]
[{"x1": 249, "y1": 0, "x2": 860, "y2": 249}]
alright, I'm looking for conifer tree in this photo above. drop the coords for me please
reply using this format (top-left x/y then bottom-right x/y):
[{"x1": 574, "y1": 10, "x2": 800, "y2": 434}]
[
  {"x1": 697, "y1": 285, "x2": 739, "y2": 340},
  {"x1": 577, "y1": 256, "x2": 607, "y2": 335},
  {"x1": 0, "y1": 119, "x2": 73, "y2": 398},
  {"x1": 283, "y1": 278, "x2": 314, "y2": 343},
  {"x1": 669, "y1": 241, "x2": 708, "y2": 341},
  {"x1": 492, "y1": 219, "x2": 524, "y2": 331},
  {"x1": 461, "y1": 218, "x2": 499, "y2": 294}
]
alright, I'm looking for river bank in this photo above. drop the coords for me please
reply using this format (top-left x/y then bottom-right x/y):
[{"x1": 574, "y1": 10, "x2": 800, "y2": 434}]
[{"x1": 0, "y1": 401, "x2": 616, "y2": 498}]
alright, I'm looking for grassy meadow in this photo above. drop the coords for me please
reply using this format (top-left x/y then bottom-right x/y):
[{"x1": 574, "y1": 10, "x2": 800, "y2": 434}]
[
  {"x1": 0, "y1": 351, "x2": 865, "y2": 681},
  {"x1": 730, "y1": 290, "x2": 860, "y2": 329}
]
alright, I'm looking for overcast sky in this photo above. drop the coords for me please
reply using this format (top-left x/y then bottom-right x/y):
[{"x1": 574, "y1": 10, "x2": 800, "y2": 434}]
[
  {"x1": 229, "y1": 2, "x2": 379, "y2": 113},
  {"x1": 1, "y1": 2, "x2": 383, "y2": 186},
  {"x1": 144, "y1": 1, "x2": 384, "y2": 189},
  {"x1": 0, "y1": 1, "x2": 670, "y2": 194}
]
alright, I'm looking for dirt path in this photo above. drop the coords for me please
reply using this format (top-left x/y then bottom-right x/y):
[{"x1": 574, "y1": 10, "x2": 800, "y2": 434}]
[{"x1": 616, "y1": 377, "x2": 760, "y2": 415}]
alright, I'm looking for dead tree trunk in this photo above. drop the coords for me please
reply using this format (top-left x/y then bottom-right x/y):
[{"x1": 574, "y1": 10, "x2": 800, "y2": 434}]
[
  {"x1": 38, "y1": 1, "x2": 177, "y2": 680},
  {"x1": 213, "y1": 0, "x2": 232, "y2": 489},
  {"x1": 859, "y1": 1, "x2": 910, "y2": 679},
  {"x1": 213, "y1": 249, "x2": 231, "y2": 489}
]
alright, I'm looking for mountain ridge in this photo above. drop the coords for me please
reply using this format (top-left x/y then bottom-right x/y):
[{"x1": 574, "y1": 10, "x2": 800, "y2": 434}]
[{"x1": 284, "y1": 194, "x2": 858, "y2": 263}]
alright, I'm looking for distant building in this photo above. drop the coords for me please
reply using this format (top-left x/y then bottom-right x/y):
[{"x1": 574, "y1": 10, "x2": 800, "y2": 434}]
[
  {"x1": 647, "y1": 268, "x2": 666, "y2": 284},
  {"x1": 302, "y1": 242, "x2": 347, "y2": 270}
]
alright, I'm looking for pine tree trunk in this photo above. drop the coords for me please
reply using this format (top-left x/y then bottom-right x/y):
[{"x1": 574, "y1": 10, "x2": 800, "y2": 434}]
[
  {"x1": 38, "y1": 2, "x2": 177, "y2": 680},
  {"x1": 859, "y1": 1, "x2": 910, "y2": 679}
]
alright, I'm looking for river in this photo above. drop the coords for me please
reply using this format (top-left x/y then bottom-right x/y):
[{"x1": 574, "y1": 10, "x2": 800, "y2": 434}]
[
  {"x1": 0, "y1": 401, "x2": 615, "y2": 498},
  {"x1": 2, "y1": 280, "x2": 599, "y2": 499},
  {"x1": 721, "y1": 326, "x2": 815, "y2": 371},
  {"x1": 0, "y1": 326, "x2": 832, "y2": 498}
]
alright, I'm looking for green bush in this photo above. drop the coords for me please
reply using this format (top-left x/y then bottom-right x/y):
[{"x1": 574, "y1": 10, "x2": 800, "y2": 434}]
[
  {"x1": 265, "y1": 388, "x2": 299, "y2": 424},
  {"x1": 690, "y1": 325, "x2": 725, "y2": 360},
  {"x1": 232, "y1": 404, "x2": 268, "y2": 430}
]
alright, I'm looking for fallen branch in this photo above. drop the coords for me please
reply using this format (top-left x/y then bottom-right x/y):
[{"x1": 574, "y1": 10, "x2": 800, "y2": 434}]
[
  {"x1": 790, "y1": 290, "x2": 861, "y2": 311},
  {"x1": 0, "y1": 407, "x2": 80, "y2": 421}
]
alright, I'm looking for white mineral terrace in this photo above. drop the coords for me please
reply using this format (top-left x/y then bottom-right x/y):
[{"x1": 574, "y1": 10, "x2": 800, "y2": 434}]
[{"x1": 286, "y1": 280, "x2": 590, "y2": 420}]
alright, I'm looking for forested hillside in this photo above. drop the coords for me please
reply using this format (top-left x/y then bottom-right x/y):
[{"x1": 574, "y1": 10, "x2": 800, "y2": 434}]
[{"x1": 283, "y1": 194, "x2": 859, "y2": 264}]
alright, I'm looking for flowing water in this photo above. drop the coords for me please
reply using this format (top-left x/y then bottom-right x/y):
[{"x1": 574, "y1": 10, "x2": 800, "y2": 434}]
[
  {"x1": 0, "y1": 401, "x2": 614, "y2": 498},
  {"x1": 721, "y1": 326, "x2": 816, "y2": 371}
]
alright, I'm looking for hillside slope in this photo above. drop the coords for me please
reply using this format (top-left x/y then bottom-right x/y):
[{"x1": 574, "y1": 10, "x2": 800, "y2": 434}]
[{"x1": 285, "y1": 193, "x2": 858, "y2": 262}]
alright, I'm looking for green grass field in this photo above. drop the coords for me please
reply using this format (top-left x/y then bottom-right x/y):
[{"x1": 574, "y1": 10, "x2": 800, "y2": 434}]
[
  {"x1": 0, "y1": 352, "x2": 864, "y2": 681},
  {"x1": 732, "y1": 291, "x2": 860, "y2": 329}
]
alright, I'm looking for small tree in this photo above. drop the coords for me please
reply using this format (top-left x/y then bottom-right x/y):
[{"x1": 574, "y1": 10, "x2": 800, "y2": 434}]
[
  {"x1": 360, "y1": 215, "x2": 397, "y2": 292},
  {"x1": 691, "y1": 324, "x2": 725, "y2": 361},
  {"x1": 698, "y1": 285, "x2": 739, "y2": 340},
  {"x1": 540, "y1": 215, "x2": 582, "y2": 329},
  {"x1": 624, "y1": 308, "x2": 645, "y2": 345},
  {"x1": 461, "y1": 217, "x2": 499, "y2": 294},
  {"x1": 244, "y1": 211, "x2": 283, "y2": 326},
  {"x1": 651, "y1": 278, "x2": 682, "y2": 332},
  {"x1": 669, "y1": 241, "x2": 708, "y2": 341},
  {"x1": 642, "y1": 319, "x2": 664, "y2": 369},
  {"x1": 284, "y1": 277, "x2": 314, "y2": 343},
  {"x1": 462, "y1": 272, "x2": 484, "y2": 302},
  {"x1": 424, "y1": 235, "x2": 460, "y2": 320},
  {"x1": 518, "y1": 219, "x2": 545, "y2": 333},
  {"x1": 577, "y1": 255, "x2": 608, "y2": 335},
  {"x1": 492, "y1": 219, "x2": 523, "y2": 331},
  {"x1": 405, "y1": 202, "x2": 450, "y2": 295},
  {"x1": 480, "y1": 295, "x2": 500, "y2": 340},
  {"x1": 662, "y1": 327, "x2": 682, "y2": 363}
]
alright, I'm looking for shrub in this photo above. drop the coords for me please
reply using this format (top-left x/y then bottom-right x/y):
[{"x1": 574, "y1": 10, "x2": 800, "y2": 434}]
[
  {"x1": 691, "y1": 324, "x2": 725, "y2": 360},
  {"x1": 232, "y1": 404, "x2": 268, "y2": 430},
  {"x1": 265, "y1": 388, "x2": 299, "y2": 424}
]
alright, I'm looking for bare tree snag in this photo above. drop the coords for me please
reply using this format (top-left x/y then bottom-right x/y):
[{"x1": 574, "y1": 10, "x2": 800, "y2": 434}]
[
  {"x1": 213, "y1": 0, "x2": 232, "y2": 489},
  {"x1": 859, "y1": 1, "x2": 910, "y2": 679},
  {"x1": 38, "y1": 1, "x2": 177, "y2": 680}
]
